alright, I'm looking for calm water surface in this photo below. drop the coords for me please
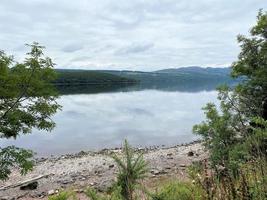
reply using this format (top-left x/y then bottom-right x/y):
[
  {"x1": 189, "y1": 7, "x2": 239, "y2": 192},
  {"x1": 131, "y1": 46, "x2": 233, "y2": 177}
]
[{"x1": 0, "y1": 89, "x2": 218, "y2": 156}]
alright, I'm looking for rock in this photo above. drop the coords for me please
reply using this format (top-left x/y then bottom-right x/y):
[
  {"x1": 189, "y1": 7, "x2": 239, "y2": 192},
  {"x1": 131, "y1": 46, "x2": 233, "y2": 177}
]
[
  {"x1": 74, "y1": 189, "x2": 84, "y2": 193},
  {"x1": 97, "y1": 179, "x2": 114, "y2": 192},
  {"x1": 165, "y1": 167, "x2": 171, "y2": 170},
  {"x1": 1, "y1": 196, "x2": 15, "y2": 200},
  {"x1": 60, "y1": 177, "x2": 74, "y2": 184},
  {"x1": 78, "y1": 150, "x2": 87, "y2": 156},
  {"x1": 38, "y1": 157, "x2": 47, "y2": 162},
  {"x1": 94, "y1": 166, "x2": 105, "y2": 175},
  {"x1": 20, "y1": 181, "x2": 38, "y2": 190},
  {"x1": 30, "y1": 191, "x2": 46, "y2": 198},
  {"x1": 70, "y1": 173, "x2": 77, "y2": 178},
  {"x1": 109, "y1": 164, "x2": 115, "y2": 169},
  {"x1": 48, "y1": 189, "x2": 55, "y2": 195},
  {"x1": 80, "y1": 176, "x2": 86, "y2": 181},
  {"x1": 90, "y1": 182, "x2": 97, "y2": 186},
  {"x1": 187, "y1": 151, "x2": 194, "y2": 157},
  {"x1": 167, "y1": 153, "x2": 173, "y2": 156},
  {"x1": 179, "y1": 164, "x2": 187, "y2": 168},
  {"x1": 150, "y1": 169, "x2": 160, "y2": 175},
  {"x1": 150, "y1": 169, "x2": 167, "y2": 175}
]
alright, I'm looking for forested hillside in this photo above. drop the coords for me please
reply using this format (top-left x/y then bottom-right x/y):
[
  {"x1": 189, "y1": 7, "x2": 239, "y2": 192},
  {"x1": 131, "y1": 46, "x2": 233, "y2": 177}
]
[{"x1": 54, "y1": 69, "x2": 138, "y2": 86}]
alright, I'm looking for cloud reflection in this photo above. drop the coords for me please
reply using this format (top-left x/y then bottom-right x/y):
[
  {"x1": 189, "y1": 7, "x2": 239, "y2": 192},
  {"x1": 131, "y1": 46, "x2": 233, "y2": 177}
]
[{"x1": 0, "y1": 90, "x2": 218, "y2": 156}]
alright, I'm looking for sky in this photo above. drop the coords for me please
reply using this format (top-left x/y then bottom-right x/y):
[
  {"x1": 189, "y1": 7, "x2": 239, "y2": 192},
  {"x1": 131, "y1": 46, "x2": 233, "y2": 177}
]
[{"x1": 0, "y1": 0, "x2": 267, "y2": 71}]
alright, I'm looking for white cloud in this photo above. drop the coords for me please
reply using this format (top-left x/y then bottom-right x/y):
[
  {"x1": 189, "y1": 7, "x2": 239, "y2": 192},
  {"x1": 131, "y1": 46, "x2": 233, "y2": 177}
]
[
  {"x1": 62, "y1": 43, "x2": 83, "y2": 53},
  {"x1": 0, "y1": 0, "x2": 266, "y2": 71}
]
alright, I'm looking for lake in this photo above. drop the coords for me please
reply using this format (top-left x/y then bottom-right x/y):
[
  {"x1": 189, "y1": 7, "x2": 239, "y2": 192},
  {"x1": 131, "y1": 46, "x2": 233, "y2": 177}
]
[{"x1": 0, "y1": 86, "x2": 218, "y2": 156}]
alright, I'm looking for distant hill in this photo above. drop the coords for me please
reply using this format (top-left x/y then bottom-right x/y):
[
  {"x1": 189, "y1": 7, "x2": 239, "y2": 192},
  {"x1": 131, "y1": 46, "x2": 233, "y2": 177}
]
[
  {"x1": 155, "y1": 66, "x2": 231, "y2": 76},
  {"x1": 97, "y1": 67, "x2": 235, "y2": 85},
  {"x1": 53, "y1": 67, "x2": 239, "y2": 94},
  {"x1": 54, "y1": 69, "x2": 137, "y2": 86}
]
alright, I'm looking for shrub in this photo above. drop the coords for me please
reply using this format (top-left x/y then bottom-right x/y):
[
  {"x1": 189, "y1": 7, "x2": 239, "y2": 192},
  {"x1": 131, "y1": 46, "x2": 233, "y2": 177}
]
[
  {"x1": 151, "y1": 181, "x2": 204, "y2": 200},
  {"x1": 48, "y1": 190, "x2": 77, "y2": 200},
  {"x1": 111, "y1": 140, "x2": 148, "y2": 200}
]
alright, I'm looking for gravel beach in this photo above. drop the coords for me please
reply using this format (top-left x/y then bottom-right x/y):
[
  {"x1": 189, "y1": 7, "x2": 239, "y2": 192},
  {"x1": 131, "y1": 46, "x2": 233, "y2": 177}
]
[{"x1": 0, "y1": 141, "x2": 207, "y2": 199}]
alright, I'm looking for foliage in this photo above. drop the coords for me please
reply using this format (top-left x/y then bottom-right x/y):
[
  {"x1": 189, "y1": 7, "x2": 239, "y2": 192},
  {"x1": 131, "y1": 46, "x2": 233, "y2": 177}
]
[
  {"x1": 84, "y1": 140, "x2": 147, "y2": 200},
  {"x1": 0, "y1": 146, "x2": 34, "y2": 180},
  {"x1": 85, "y1": 188, "x2": 108, "y2": 200},
  {"x1": 85, "y1": 187, "x2": 122, "y2": 200},
  {"x1": 54, "y1": 67, "x2": 238, "y2": 95},
  {"x1": 231, "y1": 9, "x2": 267, "y2": 119},
  {"x1": 0, "y1": 42, "x2": 61, "y2": 180},
  {"x1": 150, "y1": 181, "x2": 204, "y2": 200},
  {"x1": 188, "y1": 158, "x2": 267, "y2": 200},
  {"x1": 54, "y1": 69, "x2": 137, "y2": 86},
  {"x1": 111, "y1": 140, "x2": 148, "y2": 200},
  {"x1": 48, "y1": 190, "x2": 77, "y2": 200},
  {"x1": 193, "y1": 10, "x2": 267, "y2": 199}
]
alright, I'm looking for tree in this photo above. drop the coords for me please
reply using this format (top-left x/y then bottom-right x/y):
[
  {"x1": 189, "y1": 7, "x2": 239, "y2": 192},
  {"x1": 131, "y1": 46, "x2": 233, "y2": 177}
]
[
  {"x1": 111, "y1": 140, "x2": 147, "y2": 200},
  {"x1": 194, "y1": 9, "x2": 267, "y2": 167},
  {"x1": 193, "y1": 10, "x2": 267, "y2": 199},
  {"x1": 85, "y1": 140, "x2": 148, "y2": 200},
  {"x1": 0, "y1": 42, "x2": 61, "y2": 180},
  {"x1": 231, "y1": 9, "x2": 267, "y2": 120}
]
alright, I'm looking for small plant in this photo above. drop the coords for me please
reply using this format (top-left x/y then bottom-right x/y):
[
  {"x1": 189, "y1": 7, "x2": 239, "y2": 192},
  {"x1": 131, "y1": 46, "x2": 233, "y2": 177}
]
[
  {"x1": 85, "y1": 187, "x2": 123, "y2": 200},
  {"x1": 111, "y1": 140, "x2": 148, "y2": 200},
  {"x1": 84, "y1": 140, "x2": 148, "y2": 200},
  {"x1": 48, "y1": 190, "x2": 77, "y2": 200},
  {"x1": 150, "y1": 181, "x2": 204, "y2": 200},
  {"x1": 85, "y1": 188, "x2": 107, "y2": 200}
]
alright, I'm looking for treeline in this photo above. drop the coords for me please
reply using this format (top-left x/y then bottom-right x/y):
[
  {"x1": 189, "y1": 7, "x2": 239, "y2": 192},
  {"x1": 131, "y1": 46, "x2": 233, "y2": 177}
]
[
  {"x1": 99, "y1": 69, "x2": 237, "y2": 85},
  {"x1": 53, "y1": 68, "x2": 238, "y2": 94},
  {"x1": 54, "y1": 69, "x2": 138, "y2": 86}
]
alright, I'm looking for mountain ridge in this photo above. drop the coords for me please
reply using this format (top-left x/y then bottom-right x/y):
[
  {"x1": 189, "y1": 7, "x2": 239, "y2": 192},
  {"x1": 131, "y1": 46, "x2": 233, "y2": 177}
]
[{"x1": 155, "y1": 66, "x2": 231, "y2": 76}]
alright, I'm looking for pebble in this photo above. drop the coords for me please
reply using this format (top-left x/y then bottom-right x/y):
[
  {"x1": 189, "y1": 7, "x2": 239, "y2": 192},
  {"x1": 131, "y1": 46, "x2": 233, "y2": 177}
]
[
  {"x1": 96, "y1": 179, "x2": 114, "y2": 192},
  {"x1": 20, "y1": 181, "x2": 38, "y2": 190},
  {"x1": 150, "y1": 169, "x2": 167, "y2": 175},
  {"x1": 48, "y1": 189, "x2": 55, "y2": 195},
  {"x1": 1, "y1": 197, "x2": 15, "y2": 200},
  {"x1": 109, "y1": 164, "x2": 115, "y2": 169},
  {"x1": 60, "y1": 178, "x2": 73, "y2": 184},
  {"x1": 90, "y1": 182, "x2": 97, "y2": 186},
  {"x1": 187, "y1": 151, "x2": 194, "y2": 157}
]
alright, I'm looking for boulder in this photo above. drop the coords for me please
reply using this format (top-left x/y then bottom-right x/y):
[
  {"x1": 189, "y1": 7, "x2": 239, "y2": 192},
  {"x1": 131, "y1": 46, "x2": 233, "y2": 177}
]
[
  {"x1": 187, "y1": 151, "x2": 194, "y2": 157},
  {"x1": 20, "y1": 181, "x2": 38, "y2": 190}
]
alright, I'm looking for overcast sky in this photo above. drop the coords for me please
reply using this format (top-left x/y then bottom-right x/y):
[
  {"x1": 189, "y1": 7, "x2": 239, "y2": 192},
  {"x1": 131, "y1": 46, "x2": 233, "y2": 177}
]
[{"x1": 1, "y1": 0, "x2": 266, "y2": 71}]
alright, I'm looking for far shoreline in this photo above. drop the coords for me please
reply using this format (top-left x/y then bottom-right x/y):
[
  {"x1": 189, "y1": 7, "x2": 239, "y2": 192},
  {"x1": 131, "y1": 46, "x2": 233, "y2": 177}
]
[{"x1": 34, "y1": 139, "x2": 203, "y2": 159}]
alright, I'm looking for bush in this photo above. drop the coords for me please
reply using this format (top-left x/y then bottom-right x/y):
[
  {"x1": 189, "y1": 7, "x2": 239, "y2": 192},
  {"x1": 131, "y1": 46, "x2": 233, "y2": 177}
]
[
  {"x1": 111, "y1": 140, "x2": 148, "y2": 200},
  {"x1": 48, "y1": 190, "x2": 77, "y2": 200},
  {"x1": 151, "y1": 181, "x2": 204, "y2": 200}
]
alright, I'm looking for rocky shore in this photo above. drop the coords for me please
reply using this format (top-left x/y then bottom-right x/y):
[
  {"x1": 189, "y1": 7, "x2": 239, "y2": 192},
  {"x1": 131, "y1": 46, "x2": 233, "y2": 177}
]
[{"x1": 0, "y1": 141, "x2": 207, "y2": 200}]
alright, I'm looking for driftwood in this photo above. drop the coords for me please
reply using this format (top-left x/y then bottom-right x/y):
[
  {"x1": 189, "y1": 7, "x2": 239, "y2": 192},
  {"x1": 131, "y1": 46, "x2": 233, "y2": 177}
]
[{"x1": 0, "y1": 174, "x2": 50, "y2": 191}]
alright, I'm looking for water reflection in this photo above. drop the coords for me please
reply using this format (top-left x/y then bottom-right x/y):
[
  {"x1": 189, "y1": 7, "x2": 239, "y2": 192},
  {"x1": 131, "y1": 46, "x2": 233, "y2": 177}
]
[
  {"x1": 0, "y1": 89, "x2": 218, "y2": 156},
  {"x1": 56, "y1": 78, "x2": 234, "y2": 95}
]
